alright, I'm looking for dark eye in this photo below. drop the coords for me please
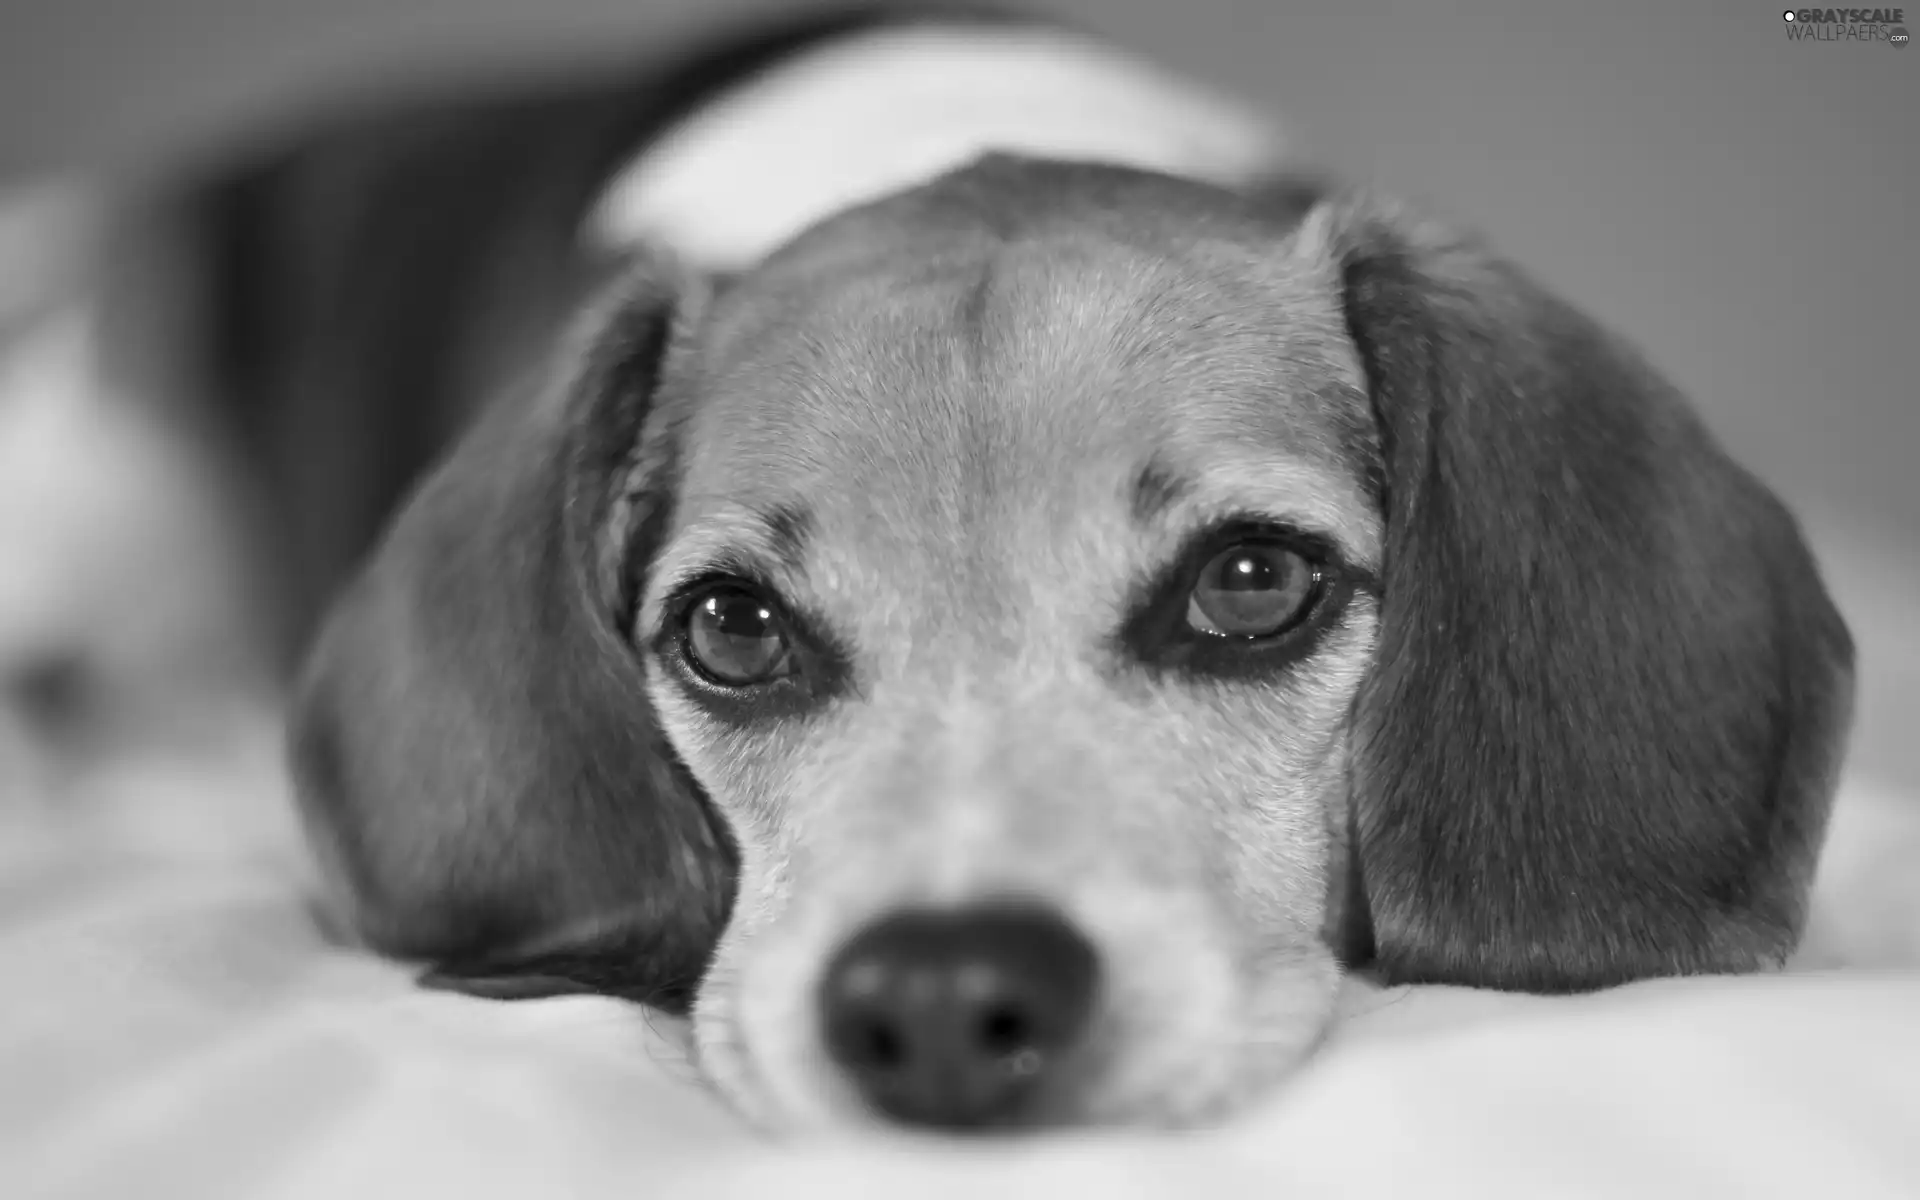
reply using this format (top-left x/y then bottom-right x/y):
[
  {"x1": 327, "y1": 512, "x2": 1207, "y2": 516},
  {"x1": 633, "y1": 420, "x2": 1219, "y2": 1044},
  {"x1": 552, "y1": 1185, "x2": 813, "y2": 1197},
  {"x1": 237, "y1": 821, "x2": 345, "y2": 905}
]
[
  {"x1": 1185, "y1": 542, "x2": 1322, "y2": 639},
  {"x1": 682, "y1": 583, "x2": 794, "y2": 686}
]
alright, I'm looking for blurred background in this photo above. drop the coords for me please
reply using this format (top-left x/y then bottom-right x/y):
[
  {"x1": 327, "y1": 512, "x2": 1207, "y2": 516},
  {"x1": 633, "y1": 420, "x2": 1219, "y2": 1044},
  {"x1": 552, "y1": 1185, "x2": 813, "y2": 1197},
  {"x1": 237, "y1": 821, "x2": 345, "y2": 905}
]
[{"x1": 0, "y1": 0, "x2": 1914, "y2": 787}]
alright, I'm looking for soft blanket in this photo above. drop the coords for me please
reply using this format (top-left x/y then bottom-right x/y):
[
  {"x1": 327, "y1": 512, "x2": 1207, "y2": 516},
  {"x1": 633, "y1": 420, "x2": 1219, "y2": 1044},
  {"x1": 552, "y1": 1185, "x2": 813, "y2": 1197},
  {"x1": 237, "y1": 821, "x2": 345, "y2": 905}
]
[{"x1": 4, "y1": 709, "x2": 1918, "y2": 1200}]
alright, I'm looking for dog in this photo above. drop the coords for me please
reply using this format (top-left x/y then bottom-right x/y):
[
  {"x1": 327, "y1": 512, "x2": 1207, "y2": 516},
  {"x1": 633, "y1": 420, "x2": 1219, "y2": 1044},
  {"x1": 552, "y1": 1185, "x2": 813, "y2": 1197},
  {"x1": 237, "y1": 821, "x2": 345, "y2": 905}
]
[{"x1": 79, "y1": 3, "x2": 1852, "y2": 1133}]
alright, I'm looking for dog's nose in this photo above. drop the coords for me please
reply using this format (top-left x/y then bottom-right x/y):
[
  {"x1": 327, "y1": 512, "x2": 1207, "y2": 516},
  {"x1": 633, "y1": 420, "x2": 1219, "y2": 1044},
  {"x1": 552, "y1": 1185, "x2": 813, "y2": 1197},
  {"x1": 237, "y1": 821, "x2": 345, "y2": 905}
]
[{"x1": 817, "y1": 902, "x2": 1100, "y2": 1130}]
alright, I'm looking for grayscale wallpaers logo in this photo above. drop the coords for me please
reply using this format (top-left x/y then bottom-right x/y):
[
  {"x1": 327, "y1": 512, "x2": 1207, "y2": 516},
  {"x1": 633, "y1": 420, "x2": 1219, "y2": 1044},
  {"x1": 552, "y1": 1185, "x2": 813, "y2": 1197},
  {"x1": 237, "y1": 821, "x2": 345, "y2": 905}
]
[{"x1": 1783, "y1": 8, "x2": 1910, "y2": 44}]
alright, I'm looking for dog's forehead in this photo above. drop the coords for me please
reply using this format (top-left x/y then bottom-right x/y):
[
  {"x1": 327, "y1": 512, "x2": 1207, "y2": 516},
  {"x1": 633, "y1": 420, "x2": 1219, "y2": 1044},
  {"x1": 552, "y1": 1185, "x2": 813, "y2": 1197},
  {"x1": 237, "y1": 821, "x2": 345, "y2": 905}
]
[
  {"x1": 679, "y1": 166, "x2": 1368, "y2": 504},
  {"x1": 651, "y1": 162, "x2": 1380, "y2": 634}
]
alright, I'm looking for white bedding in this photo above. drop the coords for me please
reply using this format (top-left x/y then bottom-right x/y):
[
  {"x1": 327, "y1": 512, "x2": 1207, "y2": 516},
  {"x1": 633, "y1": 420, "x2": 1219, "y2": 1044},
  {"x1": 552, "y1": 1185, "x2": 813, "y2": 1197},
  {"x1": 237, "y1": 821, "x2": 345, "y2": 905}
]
[{"x1": 4, "y1": 705, "x2": 1919, "y2": 1200}]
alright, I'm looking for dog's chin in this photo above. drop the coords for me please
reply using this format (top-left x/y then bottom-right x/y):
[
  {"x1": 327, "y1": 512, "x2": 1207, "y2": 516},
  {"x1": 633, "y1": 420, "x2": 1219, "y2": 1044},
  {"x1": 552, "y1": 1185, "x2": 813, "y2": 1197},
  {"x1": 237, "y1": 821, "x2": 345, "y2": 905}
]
[{"x1": 689, "y1": 896, "x2": 1346, "y2": 1134}]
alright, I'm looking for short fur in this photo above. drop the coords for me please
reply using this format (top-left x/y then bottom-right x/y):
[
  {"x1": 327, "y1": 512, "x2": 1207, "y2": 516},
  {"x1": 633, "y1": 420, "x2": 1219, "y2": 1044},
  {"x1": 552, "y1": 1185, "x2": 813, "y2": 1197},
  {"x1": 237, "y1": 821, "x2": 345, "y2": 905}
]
[
  {"x1": 294, "y1": 267, "x2": 731, "y2": 1013},
  {"x1": 1321, "y1": 199, "x2": 1855, "y2": 990}
]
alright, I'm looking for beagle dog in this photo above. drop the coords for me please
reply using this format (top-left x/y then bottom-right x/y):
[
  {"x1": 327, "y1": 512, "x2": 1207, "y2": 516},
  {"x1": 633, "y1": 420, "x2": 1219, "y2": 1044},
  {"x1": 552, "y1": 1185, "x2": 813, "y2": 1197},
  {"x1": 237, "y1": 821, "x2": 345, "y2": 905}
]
[{"x1": 159, "y1": 3, "x2": 1854, "y2": 1132}]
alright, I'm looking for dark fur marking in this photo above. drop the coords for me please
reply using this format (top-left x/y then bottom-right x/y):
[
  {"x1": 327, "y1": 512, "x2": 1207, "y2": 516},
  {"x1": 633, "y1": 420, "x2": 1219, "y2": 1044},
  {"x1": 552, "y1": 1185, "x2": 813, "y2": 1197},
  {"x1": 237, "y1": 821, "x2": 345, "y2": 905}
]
[
  {"x1": 1128, "y1": 459, "x2": 1192, "y2": 525},
  {"x1": 759, "y1": 502, "x2": 816, "y2": 575},
  {"x1": 1326, "y1": 200, "x2": 1854, "y2": 992},
  {"x1": 288, "y1": 263, "x2": 738, "y2": 1016}
]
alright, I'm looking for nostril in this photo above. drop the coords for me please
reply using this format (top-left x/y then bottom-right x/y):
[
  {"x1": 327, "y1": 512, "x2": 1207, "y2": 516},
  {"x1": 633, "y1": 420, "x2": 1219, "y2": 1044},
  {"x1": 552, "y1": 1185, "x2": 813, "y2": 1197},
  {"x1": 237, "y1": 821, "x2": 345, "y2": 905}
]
[
  {"x1": 977, "y1": 1004, "x2": 1032, "y2": 1058},
  {"x1": 834, "y1": 1010, "x2": 907, "y2": 1073}
]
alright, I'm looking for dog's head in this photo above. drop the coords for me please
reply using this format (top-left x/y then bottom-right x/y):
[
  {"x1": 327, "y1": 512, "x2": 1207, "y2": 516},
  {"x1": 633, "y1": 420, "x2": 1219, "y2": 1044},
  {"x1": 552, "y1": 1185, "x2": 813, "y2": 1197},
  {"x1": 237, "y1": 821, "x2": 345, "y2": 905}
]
[{"x1": 291, "y1": 157, "x2": 1854, "y2": 1131}]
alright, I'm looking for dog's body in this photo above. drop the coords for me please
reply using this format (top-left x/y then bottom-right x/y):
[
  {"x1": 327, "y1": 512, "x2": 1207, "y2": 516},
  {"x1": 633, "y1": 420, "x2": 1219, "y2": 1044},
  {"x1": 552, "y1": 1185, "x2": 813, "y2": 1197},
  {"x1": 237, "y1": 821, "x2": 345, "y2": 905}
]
[
  {"x1": 45, "y1": 4, "x2": 1853, "y2": 1132},
  {"x1": 161, "y1": 6, "x2": 1286, "y2": 669}
]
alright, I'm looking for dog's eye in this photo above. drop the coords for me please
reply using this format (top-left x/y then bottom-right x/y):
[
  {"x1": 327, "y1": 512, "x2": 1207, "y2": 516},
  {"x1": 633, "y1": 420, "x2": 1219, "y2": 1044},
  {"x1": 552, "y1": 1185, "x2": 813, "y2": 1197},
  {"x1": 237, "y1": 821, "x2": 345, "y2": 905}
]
[
  {"x1": 1185, "y1": 542, "x2": 1322, "y2": 639},
  {"x1": 683, "y1": 584, "x2": 794, "y2": 686}
]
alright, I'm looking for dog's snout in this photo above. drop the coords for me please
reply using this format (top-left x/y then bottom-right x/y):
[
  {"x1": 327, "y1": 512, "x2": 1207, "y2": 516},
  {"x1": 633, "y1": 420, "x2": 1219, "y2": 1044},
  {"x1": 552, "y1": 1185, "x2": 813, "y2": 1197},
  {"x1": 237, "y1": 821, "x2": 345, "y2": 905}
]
[{"x1": 817, "y1": 902, "x2": 1101, "y2": 1130}]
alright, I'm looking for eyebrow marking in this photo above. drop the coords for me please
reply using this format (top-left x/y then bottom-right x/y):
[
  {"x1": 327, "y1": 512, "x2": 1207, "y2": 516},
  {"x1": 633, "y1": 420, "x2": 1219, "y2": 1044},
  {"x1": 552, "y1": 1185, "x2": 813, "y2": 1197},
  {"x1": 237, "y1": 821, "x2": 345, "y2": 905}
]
[
  {"x1": 759, "y1": 503, "x2": 815, "y2": 573},
  {"x1": 1129, "y1": 459, "x2": 1193, "y2": 525}
]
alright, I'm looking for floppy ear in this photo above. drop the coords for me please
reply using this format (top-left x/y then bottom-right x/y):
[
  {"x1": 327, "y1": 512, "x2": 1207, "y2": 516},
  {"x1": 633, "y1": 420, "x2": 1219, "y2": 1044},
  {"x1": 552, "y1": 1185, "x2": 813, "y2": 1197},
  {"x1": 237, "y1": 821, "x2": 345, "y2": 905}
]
[
  {"x1": 288, "y1": 260, "x2": 732, "y2": 1013},
  {"x1": 1304, "y1": 194, "x2": 1855, "y2": 991}
]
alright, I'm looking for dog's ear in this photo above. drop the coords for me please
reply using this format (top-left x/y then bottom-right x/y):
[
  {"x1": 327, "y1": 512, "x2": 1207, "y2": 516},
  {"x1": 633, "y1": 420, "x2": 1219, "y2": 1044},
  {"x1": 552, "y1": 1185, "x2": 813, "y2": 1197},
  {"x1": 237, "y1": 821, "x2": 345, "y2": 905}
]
[
  {"x1": 1299, "y1": 194, "x2": 1855, "y2": 991},
  {"x1": 289, "y1": 261, "x2": 732, "y2": 1013}
]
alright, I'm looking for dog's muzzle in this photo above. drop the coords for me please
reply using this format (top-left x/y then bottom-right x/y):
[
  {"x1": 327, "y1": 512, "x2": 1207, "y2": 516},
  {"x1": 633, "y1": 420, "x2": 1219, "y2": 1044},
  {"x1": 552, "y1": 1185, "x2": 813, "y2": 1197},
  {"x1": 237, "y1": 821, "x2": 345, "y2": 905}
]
[{"x1": 816, "y1": 900, "x2": 1102, "y2": 1130}]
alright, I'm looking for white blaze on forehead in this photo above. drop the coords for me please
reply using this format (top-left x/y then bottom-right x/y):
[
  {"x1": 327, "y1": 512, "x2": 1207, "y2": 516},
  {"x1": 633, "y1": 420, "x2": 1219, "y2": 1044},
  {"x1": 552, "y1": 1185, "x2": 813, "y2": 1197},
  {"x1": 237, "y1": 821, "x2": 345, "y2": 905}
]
[{"x1": 584, "y1": 22, "x2": 1291, "y2": 270}]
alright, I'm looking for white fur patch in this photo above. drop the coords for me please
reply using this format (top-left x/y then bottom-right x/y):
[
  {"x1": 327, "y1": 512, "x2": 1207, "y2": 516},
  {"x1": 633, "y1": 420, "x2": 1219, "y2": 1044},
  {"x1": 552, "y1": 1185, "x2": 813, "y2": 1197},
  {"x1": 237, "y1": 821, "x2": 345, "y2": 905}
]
[{"x1": 584, "y1": 23, "x2": 1289, "y2": 269}]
